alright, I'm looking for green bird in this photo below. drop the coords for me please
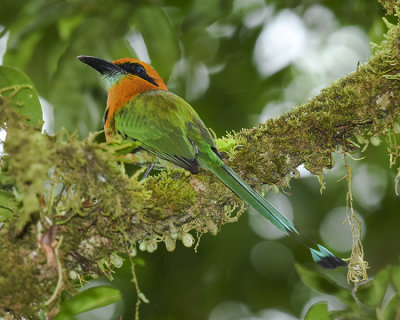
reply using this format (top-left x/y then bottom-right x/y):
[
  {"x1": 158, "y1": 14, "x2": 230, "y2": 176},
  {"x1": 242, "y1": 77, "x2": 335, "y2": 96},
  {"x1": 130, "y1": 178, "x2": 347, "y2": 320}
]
[{"x1": 78, "y1": 55, "x2": 347, "y2": 269}]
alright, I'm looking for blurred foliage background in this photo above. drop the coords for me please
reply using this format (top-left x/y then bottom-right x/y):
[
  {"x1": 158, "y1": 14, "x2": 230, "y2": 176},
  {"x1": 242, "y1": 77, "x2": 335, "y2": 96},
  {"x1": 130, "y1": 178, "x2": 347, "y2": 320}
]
[{"x1": 1, "y1": 0, "x2": 400, "y2": 319}]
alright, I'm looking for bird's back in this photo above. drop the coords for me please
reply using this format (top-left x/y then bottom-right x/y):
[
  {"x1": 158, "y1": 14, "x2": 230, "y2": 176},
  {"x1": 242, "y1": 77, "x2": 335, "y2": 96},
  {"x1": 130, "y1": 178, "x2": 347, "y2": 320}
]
[{"x1": 113, "y1": 90, "x2": 219, "y2": 173}]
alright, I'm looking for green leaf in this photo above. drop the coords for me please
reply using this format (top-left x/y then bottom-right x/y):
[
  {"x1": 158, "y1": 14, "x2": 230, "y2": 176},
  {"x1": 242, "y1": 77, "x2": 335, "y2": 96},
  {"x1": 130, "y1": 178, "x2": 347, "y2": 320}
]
[
  {"x1": 305, "y1": 302, "x2": 329, "y2": 320},
  {"x1": 295, "y1": 264, "x2": 356, "y2": 309},
  {"x1": 133, "y1": 6, "x2": 179, "y2": 80},
  {"x1": 57, "y1": 15, "x2": 83, "y2": 41},
  {"x1": 328, "y1": 309, "x2": 361, "y2": 319},
  {"x1": 356, "y1": 266, "x2": 391, "y2": 307},
  {"x1": 392, "y1": 265, "x2": 400, "y2": 295},
  {"x1": 383, "y1": 294, "x2": 400, "y2": 320},
  {"x1": 54, "y1": 286, "x2": 122, "y2": 320},
  {"x1": 0, "y1": 65, "x2": 42, "y2": 126}
]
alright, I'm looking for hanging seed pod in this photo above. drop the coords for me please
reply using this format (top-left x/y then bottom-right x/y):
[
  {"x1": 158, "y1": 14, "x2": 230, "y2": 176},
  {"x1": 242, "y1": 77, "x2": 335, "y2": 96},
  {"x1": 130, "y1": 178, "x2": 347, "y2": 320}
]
[
  {"x1": 370, "y1": 136, "x2": 381, "y2": 146},
  {"x1": 147, "y1": 239, "x2": 158, "y2": 253},
  {"x1": 207, "y1": 220, "x2": 218, "y2": 236},
  {"x1": 182, "y1": 232, "x2": 194, "y2": 248},
  {"x1": 139, "y1": 241, "x2": 147, "y2": 251},
  {"x1": 164, "y1": 236, "x2": 176, "y2": 252},
  {"x1": 110, "y1": 254, "x2": 123, "y2": 268}
]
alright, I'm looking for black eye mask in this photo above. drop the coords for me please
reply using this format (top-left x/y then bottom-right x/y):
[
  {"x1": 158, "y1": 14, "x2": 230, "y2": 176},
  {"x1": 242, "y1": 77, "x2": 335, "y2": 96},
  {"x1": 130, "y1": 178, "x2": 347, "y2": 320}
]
[{"x1": 119, "y1": 62, "x2": 158, "y2": 87}]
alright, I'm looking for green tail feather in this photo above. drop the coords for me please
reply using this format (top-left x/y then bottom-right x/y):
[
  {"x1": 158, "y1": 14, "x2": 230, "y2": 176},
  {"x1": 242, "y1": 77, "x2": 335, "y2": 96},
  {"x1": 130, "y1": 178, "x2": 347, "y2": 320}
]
[
  {"x1": 211, "y1": 164, "x2": 297, "y2": 234},
  {"x1": 208, "y1": 164, "x2": 347, "y2": 269}
]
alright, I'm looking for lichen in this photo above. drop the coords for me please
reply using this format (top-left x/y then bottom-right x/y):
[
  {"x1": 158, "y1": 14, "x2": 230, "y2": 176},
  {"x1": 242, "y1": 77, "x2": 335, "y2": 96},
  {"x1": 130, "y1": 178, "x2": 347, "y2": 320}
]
[{"x1": 378, "y1": 0, "x2": 397, "y2": 15}]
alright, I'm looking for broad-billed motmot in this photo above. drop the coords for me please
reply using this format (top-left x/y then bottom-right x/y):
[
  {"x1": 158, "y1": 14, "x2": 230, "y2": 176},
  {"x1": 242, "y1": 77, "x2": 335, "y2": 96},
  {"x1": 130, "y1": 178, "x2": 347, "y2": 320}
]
[{"x1": 78, "y1": 55, "x2": 346, "y2": 269}]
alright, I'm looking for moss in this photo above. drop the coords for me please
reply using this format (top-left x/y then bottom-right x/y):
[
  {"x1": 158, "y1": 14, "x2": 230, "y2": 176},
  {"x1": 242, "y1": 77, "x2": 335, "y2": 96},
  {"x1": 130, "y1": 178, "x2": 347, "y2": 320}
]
[
  {"x1": 378, "y1": 0, "x2": 396, "y2": 15},
  {"x1": 145, "y1": 169, "x2": 197, "y2": 219},
  {"x1": 0, "y1": 240, "x2": 50, "y2": 317}
]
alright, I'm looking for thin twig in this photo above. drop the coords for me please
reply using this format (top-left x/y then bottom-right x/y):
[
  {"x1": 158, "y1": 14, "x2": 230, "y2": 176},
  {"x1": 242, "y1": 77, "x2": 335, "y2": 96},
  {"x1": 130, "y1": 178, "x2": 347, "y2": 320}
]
[{"x1": 45, "y1": 236, "x2": 64, "y2": 306}]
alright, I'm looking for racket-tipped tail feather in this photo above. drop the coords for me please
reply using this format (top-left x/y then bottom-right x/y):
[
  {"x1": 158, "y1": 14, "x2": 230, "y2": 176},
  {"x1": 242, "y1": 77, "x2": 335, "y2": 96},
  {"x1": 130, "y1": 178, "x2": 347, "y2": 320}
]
[
  {"x1": 310, "y1": 245, "x2": 347, "y2": 269},
  {"x1": 209, "y1": 163, "x2": 347, "y2": 270}
]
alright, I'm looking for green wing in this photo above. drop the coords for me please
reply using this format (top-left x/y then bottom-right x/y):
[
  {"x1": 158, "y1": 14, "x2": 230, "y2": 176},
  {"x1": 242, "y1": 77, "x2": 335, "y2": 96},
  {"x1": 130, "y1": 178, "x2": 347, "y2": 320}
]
[{"x1": 114, "y1": 90, "x2": 216, "y2": 173}]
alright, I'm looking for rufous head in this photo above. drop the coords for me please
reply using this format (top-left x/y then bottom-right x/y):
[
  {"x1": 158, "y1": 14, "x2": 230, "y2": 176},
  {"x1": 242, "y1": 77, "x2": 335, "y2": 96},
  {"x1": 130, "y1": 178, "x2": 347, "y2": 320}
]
[
  {"x1": 78, "y1": 55, "x2": 168, "y2": 139},
  {"x1": 77, "y1": 55, "x2": 167, "y2": 91}
]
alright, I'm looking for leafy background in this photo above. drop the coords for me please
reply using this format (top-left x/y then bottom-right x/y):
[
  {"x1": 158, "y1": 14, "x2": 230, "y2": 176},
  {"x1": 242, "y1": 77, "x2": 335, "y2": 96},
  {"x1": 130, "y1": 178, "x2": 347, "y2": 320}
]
[{"x1": 1, "y1": 0, "x2": 400, "y2": 319}]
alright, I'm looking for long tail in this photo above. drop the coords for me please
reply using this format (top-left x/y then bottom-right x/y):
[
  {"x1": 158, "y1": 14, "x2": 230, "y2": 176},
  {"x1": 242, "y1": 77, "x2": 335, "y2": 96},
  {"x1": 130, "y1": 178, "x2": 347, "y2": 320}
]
[{"x1": 208, "y1": 163, "x2": 347, "y2": 269}]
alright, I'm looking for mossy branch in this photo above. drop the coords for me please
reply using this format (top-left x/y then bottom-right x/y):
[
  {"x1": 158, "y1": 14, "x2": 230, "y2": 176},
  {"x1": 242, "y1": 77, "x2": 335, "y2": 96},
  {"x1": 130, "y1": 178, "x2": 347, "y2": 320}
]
[{"x1": 1, "y1": 7, "x2": 400, "y2": 319}]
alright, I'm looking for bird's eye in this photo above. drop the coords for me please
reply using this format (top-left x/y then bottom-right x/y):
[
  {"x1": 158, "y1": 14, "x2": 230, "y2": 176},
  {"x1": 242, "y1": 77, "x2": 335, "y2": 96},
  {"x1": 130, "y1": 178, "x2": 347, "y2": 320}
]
[{"x1": 134, "y1": 64, "x2": 145, "y2": 74}]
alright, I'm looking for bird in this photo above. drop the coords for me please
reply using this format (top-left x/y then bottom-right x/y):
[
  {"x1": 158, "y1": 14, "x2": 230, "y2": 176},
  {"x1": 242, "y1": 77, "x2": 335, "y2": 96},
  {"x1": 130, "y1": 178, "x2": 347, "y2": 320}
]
[{"x1": 77, "y1": 55, "x2": 347, "y2": 269}]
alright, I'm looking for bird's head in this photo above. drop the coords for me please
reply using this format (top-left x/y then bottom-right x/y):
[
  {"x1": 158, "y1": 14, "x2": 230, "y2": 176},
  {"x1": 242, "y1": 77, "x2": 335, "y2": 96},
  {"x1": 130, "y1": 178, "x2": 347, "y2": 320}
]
[
  {"x1": 78, "y1": 55, "x2": 168, "y2": 137},
  {"x1": 77, "y1": 55, "x2": 168, "y2": 92}
]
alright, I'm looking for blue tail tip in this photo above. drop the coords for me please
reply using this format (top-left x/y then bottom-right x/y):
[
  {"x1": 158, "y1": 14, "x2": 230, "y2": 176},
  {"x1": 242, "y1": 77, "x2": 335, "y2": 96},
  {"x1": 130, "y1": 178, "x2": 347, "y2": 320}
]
[{"x1": 310, "y1": 245, "x2": 347, "y2": 269}]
